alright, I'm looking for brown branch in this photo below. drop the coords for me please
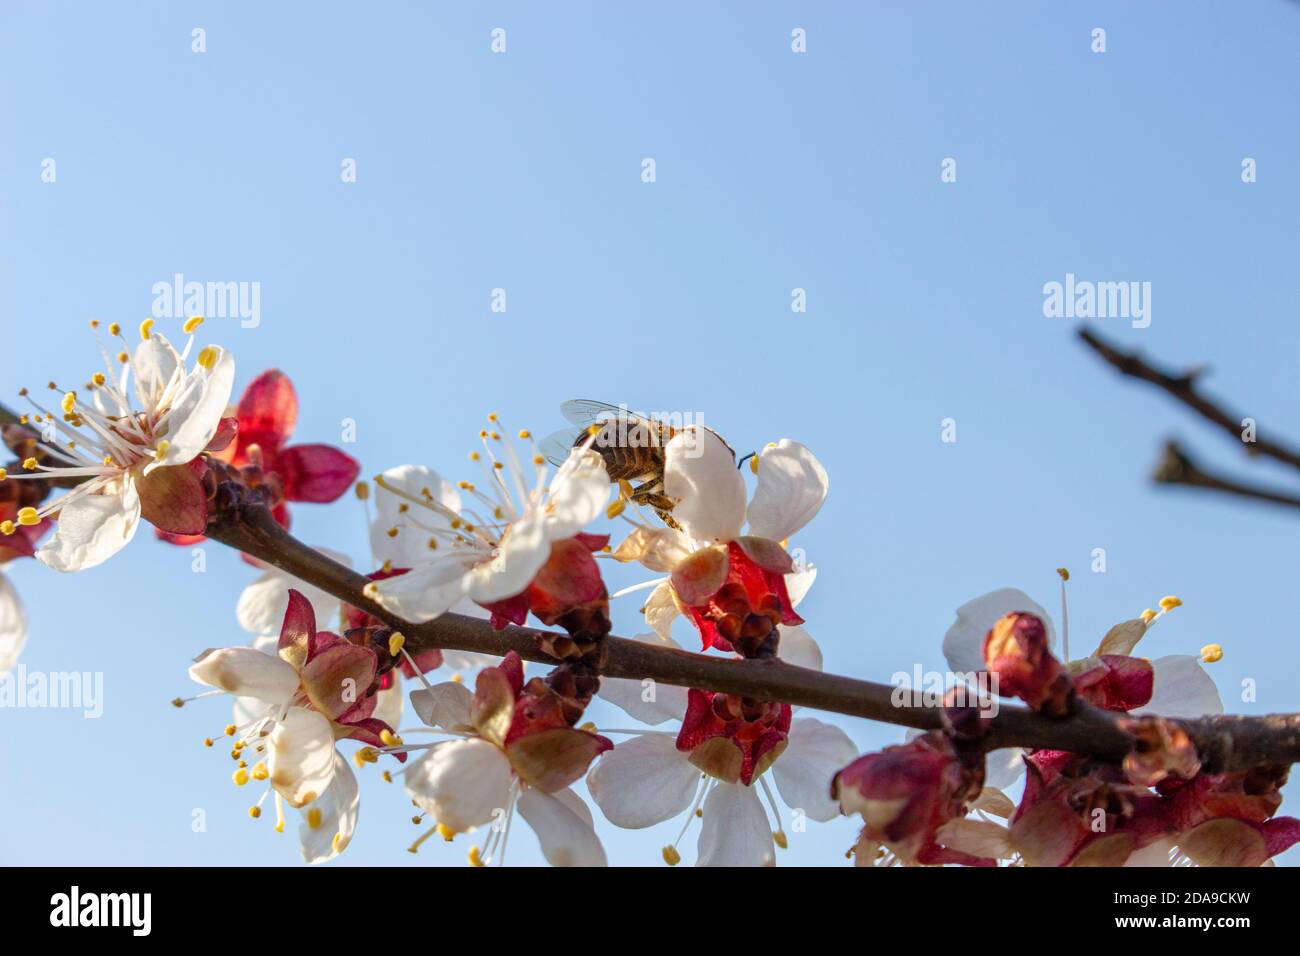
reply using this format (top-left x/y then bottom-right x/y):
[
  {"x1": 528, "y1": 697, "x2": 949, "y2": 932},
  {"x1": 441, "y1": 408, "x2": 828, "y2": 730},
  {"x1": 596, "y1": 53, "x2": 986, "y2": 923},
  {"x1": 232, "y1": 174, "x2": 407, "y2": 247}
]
[
  {"x1": 1153, "y1": 440, "x2": 1300, "y2": 511},
  {"x1": 204, "y1": 498, "x2": 1300, "y2": 775},
  {"x1": 1078, "y1": 325, "x2": 1300, "y2": 472}
]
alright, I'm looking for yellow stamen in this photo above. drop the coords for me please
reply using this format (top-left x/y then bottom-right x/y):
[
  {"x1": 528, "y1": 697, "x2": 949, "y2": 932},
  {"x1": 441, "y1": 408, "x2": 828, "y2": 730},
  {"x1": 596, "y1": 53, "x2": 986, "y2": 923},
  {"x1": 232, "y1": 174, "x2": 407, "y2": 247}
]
[
  {"x1": 232, "y1": 767, "x2": 250, "y2": 786},
  {"x1": 437, "y1": 823, "x2": 457, "y2": 841},
  {"x1": 61, "y1": 392, "x2": 76, "y2": 415},
  {"x1": 196, "y1": 345, "x2": 219, "y2": 370},
  {"x1": 1056, "y1": 567, "x2": 1070, "y2": 582},
  {"x1": 749, "y1": 454, "x2": 760, "y2": 475},
  {"x1": 251, "y1": 761, "x2": 269, "y2": 781},
  {"x1": 382, "y1": 771, "x2": 393, "y2": 783},
  {"x1": 22, "y1": 458, "x2": 37, "y2": 470},
  {"x1": 488, "y1": 412, "x2": 499, "y2": 422},
  {"x1": 139, "y1": 318, "x2": 154, "y2": 340},
  {"x1": 468, "y1": 846, "x2": 485, "y2": 867},
  {"x1": 773, "y1": 830, "x2": 789, "y2": 849},
  {"x1": 532, "y1": 455, "x2": 544, "y2": 466},
  {"x1": 17, "y1": 508, "x2": 40, "y2": 526},
  {"x1": 579, "y1": 721, "x2": 597, "y2": 733},
  {"x1": 117, "y1": 351, "x2": 129, "y2": 363},
  {"x1": 183, "y1": 315, "x2": 204, "y2": 334},
  {"x1": 0, "y1": 468, "x2": 6, "y2": 481},
  {"x1": 450, "y1": 673, "x2": 463, "y2": 684},
  {"x1": 662, "y1": 845, "x2": 681, "y2": 866},
  {"x1": 617, "y1": 479, "x2": 634, "y2": 499},
  {"x1": 1159, "y1": 595, "x2": 1183, "y2": 611},
  {"x1": 354, "y1": 480, "x2": 370, "y2": 501},
  {"x1": 0, "y1": 521, "x2": 14, "y2": 536},
  {"x1": 380, "y1": 729, "x2": 404, "y2": 748},
  {"x1": 518, "y1": 429, "x2": 531, "y2": 439},
  {"x1": 1140, "y1": 608, "x2": 1158, "y2": 624},
  {"x1": 388, "y1": 632, "x2": 405, "y2": 656},
  {"x1": 153, "y1": 440, "x2": 171, "y2": 462},
  {"x1": 224, "y1": 724, "x2": 237, "y2": 736},
  {"x1": 92, "y1": 372, "x2": 106, "y2": 386},
  {"x1": 1200, "y1": 643, "x2": 1223, "y2": 664},
  {"x1": 606, "y1": 499, "x2": 626, "y2": 519},
  {"x1": 353, "y1": 746, "x2": 379, "y2": 768}
]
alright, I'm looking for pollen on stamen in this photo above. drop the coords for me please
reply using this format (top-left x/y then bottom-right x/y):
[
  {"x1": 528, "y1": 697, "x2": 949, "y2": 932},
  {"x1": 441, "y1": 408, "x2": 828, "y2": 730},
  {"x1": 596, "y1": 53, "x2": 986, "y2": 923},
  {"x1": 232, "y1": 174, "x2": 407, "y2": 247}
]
[
  {"x1": 354, "y1": 480, "x2": 370, "y2": 500},
  {"x1": 232, "y1": 767, "x2": 251, "y2": 787},
  {"x1": 662, "y1": 845, "x2": 681, "y2": 866},
  {"x1": 388, "y1": 632, "x2": 405, "y2": 656},
  {"x1": 0, "y1": 521, "x2": 14, "y2": 536},
  {"x1": 774, "y1": 830, "x2": 789, "y2": 849},
  {"x1": 139, "y1": 318, "x2": 155, "y2": 340},
  {"x1": 196, "y1": 345, "x2": 219, "y2": 370},
  {"x1": 22, "y1": 458, "x2": 37, "y2": 471},
  {"x1": 606, "y1": 499, "x2": 626, "y2": 519},
  {"x1": 108, "y1": 322, "x2": 122, "y2": 336},
  {"x1": 1159, "y1": 595, "x2": 1183, "y2": 611},
  {"x1": 248, "y1": 806, "x2": 262, "y2": 819},
  {"x1": 1140, "y1": 608, "x2": 1158, "y2": 624},
  {"x1": 1201, "y1": 643, "x2": 1224, "y2": 664},
  {"x1": 17, "y1": 508, "x2": 40, "y2": 526},
  {"x1": 468, "y1": 846, "x2": 485, "y2": 867},
  {"x1": 0, "y1": 468, "x2": 6, "y2": 481},
  {"x1": 183, "y1": 315, "x2": 205, "y2": 334},
  {"x1": 92, "y1": 373, "x2": 106, "y2": 386},
  {"x1": 380, "y1": 729, "x2": 404, "y2": 748}
]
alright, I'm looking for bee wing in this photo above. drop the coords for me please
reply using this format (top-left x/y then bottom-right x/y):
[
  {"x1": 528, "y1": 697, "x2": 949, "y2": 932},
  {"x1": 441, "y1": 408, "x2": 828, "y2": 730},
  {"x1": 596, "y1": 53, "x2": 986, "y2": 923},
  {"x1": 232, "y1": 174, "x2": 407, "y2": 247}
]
[
  {"x1": 559, "y1": 399, "x2": 628, "y2": 427},
  {"x1": 540, "y1": 427, "x2": 584, "y2": 468}
]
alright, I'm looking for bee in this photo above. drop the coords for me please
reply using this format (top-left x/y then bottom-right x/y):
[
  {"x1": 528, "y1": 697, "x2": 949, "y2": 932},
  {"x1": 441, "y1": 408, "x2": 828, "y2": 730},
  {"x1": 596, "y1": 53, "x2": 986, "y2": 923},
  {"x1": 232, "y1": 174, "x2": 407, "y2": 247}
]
[{"x1": 542, "y1": 400, "x2": 738, "y2": 529}]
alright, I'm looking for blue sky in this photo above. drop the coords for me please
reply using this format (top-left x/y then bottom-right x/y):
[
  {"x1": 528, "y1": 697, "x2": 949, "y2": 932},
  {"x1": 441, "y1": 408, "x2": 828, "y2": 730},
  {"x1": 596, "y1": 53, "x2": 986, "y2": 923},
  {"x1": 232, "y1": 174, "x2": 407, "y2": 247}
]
[{"x1": 2, "y1": 1, "x2": 1299, "y2": 866}]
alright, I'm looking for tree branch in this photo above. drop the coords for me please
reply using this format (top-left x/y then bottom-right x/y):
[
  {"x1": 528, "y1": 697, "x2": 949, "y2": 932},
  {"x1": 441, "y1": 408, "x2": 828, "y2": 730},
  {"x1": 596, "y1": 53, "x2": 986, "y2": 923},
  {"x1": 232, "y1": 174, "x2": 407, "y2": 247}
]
[
  {"x1": 204, "y1": 498, "x2": 1300, "y2": 775},
  {"x1": 1078, "y1": 325, "x2": 1300, "y2": 473},
  {"x1": 1152, "y1": 440, "x2": 1300, "y2": 511}
]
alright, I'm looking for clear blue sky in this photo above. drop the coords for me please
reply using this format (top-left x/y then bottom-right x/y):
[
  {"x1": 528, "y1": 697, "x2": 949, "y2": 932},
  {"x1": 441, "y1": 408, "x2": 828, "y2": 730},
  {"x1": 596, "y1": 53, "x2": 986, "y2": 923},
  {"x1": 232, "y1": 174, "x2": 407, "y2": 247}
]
[{"x1": 2, "y1": 1, "x2": 1299, "y2": 866}]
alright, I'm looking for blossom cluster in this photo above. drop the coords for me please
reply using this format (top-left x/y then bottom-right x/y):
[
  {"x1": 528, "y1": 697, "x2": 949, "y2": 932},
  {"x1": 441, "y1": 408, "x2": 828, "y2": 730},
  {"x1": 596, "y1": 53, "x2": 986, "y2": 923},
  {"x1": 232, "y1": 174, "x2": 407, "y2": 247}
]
[{"x1": 5, "y1": 322, "x2": 1294, "y2": 867}]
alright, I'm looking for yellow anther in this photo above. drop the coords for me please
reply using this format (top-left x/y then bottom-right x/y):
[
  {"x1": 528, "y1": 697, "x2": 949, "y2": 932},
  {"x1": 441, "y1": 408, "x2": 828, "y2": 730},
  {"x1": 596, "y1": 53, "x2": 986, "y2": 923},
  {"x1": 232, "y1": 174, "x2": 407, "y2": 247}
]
[
  {"x1": 139, "y1": 318, "x2": 155, "y2": 340},
  {"x1": 580, "y1": 721, "x2": 597, "y2": 733},
  {"x1": 232, "y1": 767, "x2": 251, "y2": 787},
  {"x1": 380, "y1": 729, "x2": 404, "y2": 748},
  {"x1": 773, "y1": 830, "x2": 789, "y2": 850},
  {"x1": 0, "y1": 468, "x2": 6, "y2": 481},
  {"x1": 492, "y1": 461, "x2": 504, "y2": 470},
  {"x1": 1159, "y1": 595, "x2": 1183, "y2": 611},
  {"x1": 0, "y1": 521, "x2": 14, "y2": 536},
  {"x1": 468, "y1": 846, "x2": 485, "y2": 867},
  {"x1": 518, "y1": 429, "x2": 531, "y2": 439},
  {"x1": 224, "y1": 724, "x2": 237, "y2": 736},
  {"x1": 386, "y1": 527, "x2": 399, "y2": 538},
  {"x1": 332, "y1": 833, "x2": 345, "y2": 853},
  {"x1": 488, "y1": 412, "x2": 499, "y2": 422},
  {"x1": 22, "y1": 458, "x2": 37, "y2": 470},
  {"x1": 695, "y1": 808, "x2": 703, "y2": 818},
  {"x1": 749, "y1": 454, "x2": 759, "y2": 475},
  {"x1": 397, "y1": 503, "x2": 409, "y2": 513},
  {"x1": 382, "y1": 771, "x2": 393, "y2": 783},
  {"x1": 92, "y1": 372, "x2": 105, "y2": 386},
  {"x1": 203, "y1": 738, "x2": 214, "y2": 747},
  {"x1": 469, "y1": 451, "x2": 481, "y2": 462},
  {"x1": 251, "y1": 761, "x2": 269, "y2": 781},
  {"x1": 457, "y1": 481, "x2": 470, "y2": 490},
  {"x1": 107, "y1": 322, "x2": 121, "y2": 336},
  {"x1": 153, "y1": 440, "x2": 171, "y2": 462},
  {"x1": 117, "y1": 351, "x2": 129, "y2": 363},
  {"x1": 1201, "y1": 643, "x2": 1224, "y2": 664},
  {"x1": 306, "y1": 807, "x2": 323, "y2": 829},
  {"x1": 587, "y1": 425, "x2": 600, "y2": 436},
  {"x1": 426, "y1": 539, "x2": 438, "y2": 550},
  {"x1": 437, "y1": 823, "x2": 457, "y2": 842},
  {"x1": 353, "y1": 747, "x2": 379, "y2": 768},
  {"x1": 617, "y1": 478, "x2": 634, "y2": 499},
  {"x1": 606, "y1": 499, "x2": 626, "y2": 519},
  {"x1": 532, "y1": 455, "x2": 544, "y2": 466},
  {"x1": 479, "y1": 430, "x2": 488, "y2": 439},
  {"x1": 171, "y1": 697, "x2": 185, "y2": 708},
  {"x1": 450, "y1": 673, "x2": 463, "y2": 684},
  {"x1": 354, "y1": 480, "x2": 370, "y2": 501},
  {"x1": 1056, "y1": 567, "x2": 1070, "y2": 582},
  {"x1": 1140, "y1": 608, "x2": 1159, "y2": 624},
  {"x1": 248, "y1": 806, "x2": 262, "y2": 819},
  {"x1": 662, "y1": 845, "x2": 681, "y2": 866},
  {"x1": 183, "y1": 315, "x2": 205, "y2": 334},
  {"x1": 90, "y1": 320, "x2": 100, "y2": 329},
  {"x1": 61, "y1": 392, "x2": 77, "y2": 415},
  {"x1": 196, "y1": 345, "x2": 219, "y2": 370},
  {"x1": 17, "y1": 508, "x2": 40, "y2": 526},
  {"x1": 388, "y1": 632, "x2": 406, "y2": 656}
]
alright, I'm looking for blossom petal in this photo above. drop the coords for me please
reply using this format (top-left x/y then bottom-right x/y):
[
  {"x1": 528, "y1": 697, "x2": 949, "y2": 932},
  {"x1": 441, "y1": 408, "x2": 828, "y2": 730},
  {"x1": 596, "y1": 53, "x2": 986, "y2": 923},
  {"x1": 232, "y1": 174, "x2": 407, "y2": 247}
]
[
  {"x1": 771, "y1": 718, "x2": 859, "y2": 822},
  {"x1": 151, "y1": 345, "x2": 236, "y2": 470},
  {"x1": 132, "y1": 332, "x2": 183, "y2": 409},
  {"x1": 277, "y1": 444, "x2": 361, "y2": 503},
  {"x1": 369, "y1": 464, "x2": 461, "y2": 568},
  {"x1": 588, "y1": 733, "x2": 701, "y2": 828},
  {"x1": 405, "y1": 737, "x2": 513, "y2": 834},
  {"x1": 543, "y1": 449, "x2": 609, "y2": 540},
  {"x1": 465, "y1": 514, "x2": 551, "y2": 605},
  {"x1": 943, "y1": 588, "x2": 1056, "y2": 676},
  {"x1": 746, "y1": 440, "x2": 828, "y2": 542},
  {"x1": 236, "y1": 369, "x2": 298, "y2": 455},
  {"x1": 0, "y1": 571, "x2": 27, "y2": 674},
  {"x1": 188, "y1": 646, "x2": 300, "y2": 705},
  {"x1": 1135, "y1": 655, "x2": 1223, "y2": 718},
  {"x1": 785, "y1": 565, "x2": 817, "y2": 608},
  {"x1": 517, "y1": 787, "x2": 608, "y2": 867},
  {"x1": 267, "y1": 707, "x2": 338, "y2": 808},
  {"x1": 983, "y1": 748, "x2": 1027, "y2": 790},
  {"x1": 777, "y1": 626, "x2": 823, "y2": 672},
  {"x1": 598, "y1": 633, "x2": 690, "y2": 724},
  {"x1": 410, "y1": 681, "x2": 474, "y2": 730},
  {"x1": 298, "y1": 753, "x2": 360, "y2": 864},
  {"x1": 664, "y1": 428, "x2": 746, "y2": 543},
  {"x1": 370, "y1": 555, "x2": 473, "y2": 622},
  {"x1": 696, "y1": 782, "x2": 775, "y2": 867},
  {"x1": 37, "y1": 483, "x2": 142, "y2": 572},
  {"x1": 236, "y1": 550, "x2": 349, "y2": 637}
]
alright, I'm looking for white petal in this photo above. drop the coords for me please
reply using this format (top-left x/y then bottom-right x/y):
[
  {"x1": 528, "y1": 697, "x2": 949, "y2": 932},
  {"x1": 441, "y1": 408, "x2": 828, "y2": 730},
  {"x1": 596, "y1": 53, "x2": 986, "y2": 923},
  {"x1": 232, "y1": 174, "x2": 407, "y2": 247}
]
[
  {"x1": 405, "y1": 737, "x2": 513, "y2": 833},
  {"x1": 643, "y1": 581, "x2": 681, "y2": 641},
  {"x1": 189, "y1": 646, "x2": 300, "y2": 704},
  {"x1": 696, "y1": 782, "x2": 774, "y2": 867},
  {"x1": 370, "y1": 465, "x2": 461, "y2": 568},
  {"x1": 598, "y1": 632, "x2": 689, "y2": 725},
  {"x1": 588, "y1": 733, "x2": 701, "y2": 828},
  {"x1": 1136, "y1": 655, "x2": 1224, "y2": 718},
  {"x1": 664, "y1": 428, "x2": 746, "y2": 543},
  {"x1": 232, "y1": 694, "x2": 277, "y2": 728},
  {"x1": 517, "y1": 787, "x2": 608, "y2": 867},
  {"x1": 133, "y1": 333, "x2": 183, "y2": 409},
  {"x1": 235, "y1": 549, "x2": 350, "y2": 636},
  {"x1": 936, "y1": 818, "x2": 1013, "y2": 859},
  {"x1": 0, "y1": 571, "x2": 28, "y2": 674},
  {"x1": 374, "y1": 673, "x2": 403, "y2": 730},
  {"x1": 777, "y1": 626, "x2": 823, "y2": 672},
  {"x1": 267, "y1": 707, "x2": 338, "y2": 808},
  {"x1": 785, "y1": 564, "x2": 817, "y2": 609},
  {"x1": 943, "y1": 588, "x2": 1056, "y2": 675},
  {"x1": 370, "y1": 555, "x2": 473, "y2": 622},
  {"x1": 299, "y1": 753, "x2": 360, "y2": 864},
  {"x1": 37, "y1": 482, "x2": 142, "y2": 572},
  {"x1": 464, "y1": 514, "x2": 550, "y2": 604},
  {"x1": 770, "y1": 718, "x2": 859, "y2": 822},
  {"x1": 543, "y1": 449, "x2": 610, "y2": 540},
  {"x1": 409, "y1": 681, "x2": 474, "y2": 729},
  {"x1": 746, "y1": 440, "x2": 828, "y2": 542},
  {"x1": 983, "y1": 748, "x2": 1027, "y2": 791},
  {"x1": 151, "y1": 345, "x2": 236, "y2": 469}
]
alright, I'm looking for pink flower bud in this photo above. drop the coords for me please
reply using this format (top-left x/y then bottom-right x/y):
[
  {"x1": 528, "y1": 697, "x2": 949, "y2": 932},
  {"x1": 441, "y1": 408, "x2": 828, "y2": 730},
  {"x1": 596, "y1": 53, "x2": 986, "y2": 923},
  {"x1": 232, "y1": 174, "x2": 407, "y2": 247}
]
[{"x1": 983, "y1": 612, "x2": 1074, "y2": 715}]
